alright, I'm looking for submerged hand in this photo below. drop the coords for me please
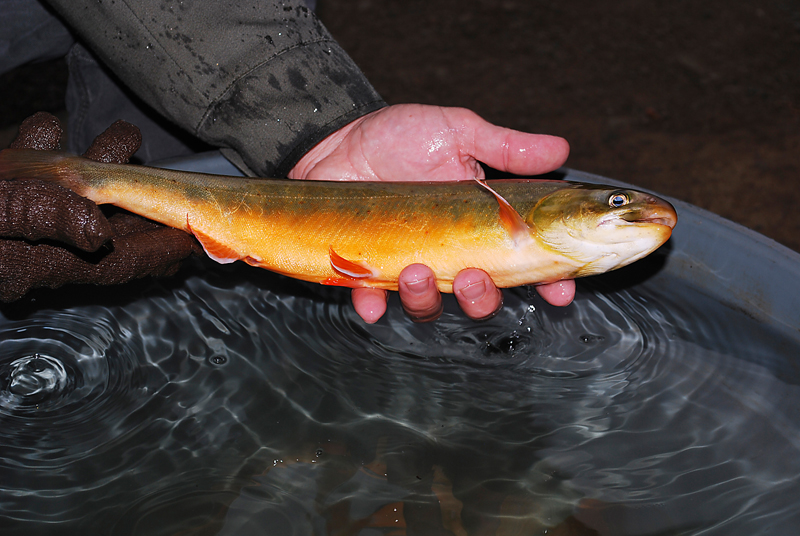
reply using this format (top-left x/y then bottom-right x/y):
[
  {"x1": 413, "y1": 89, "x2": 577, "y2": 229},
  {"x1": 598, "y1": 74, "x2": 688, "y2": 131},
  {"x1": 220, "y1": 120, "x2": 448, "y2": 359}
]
[{"x1": 289, "y1": 104, "x2": 574, "y2": 323}]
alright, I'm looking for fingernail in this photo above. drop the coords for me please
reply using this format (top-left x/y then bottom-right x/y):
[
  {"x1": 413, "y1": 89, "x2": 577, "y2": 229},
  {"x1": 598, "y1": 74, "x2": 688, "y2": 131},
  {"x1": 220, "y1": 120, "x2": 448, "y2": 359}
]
[
  {"x1": 403, "y1": 277, "x2": 430, "y2": 296},
  {"x1": 458, "y1": 280, "x2": 486, "y2": 302}
]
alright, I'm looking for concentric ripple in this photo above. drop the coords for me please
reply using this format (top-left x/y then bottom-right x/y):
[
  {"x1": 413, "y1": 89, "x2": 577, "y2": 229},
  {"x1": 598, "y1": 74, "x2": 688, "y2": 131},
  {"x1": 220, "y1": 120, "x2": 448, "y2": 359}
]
[
  {"x1": 0, "y1": 259, "x2": 799, "y2": 535},
  {"x1": 4, "y1": 354, "x2": 69, "y2": 402}
]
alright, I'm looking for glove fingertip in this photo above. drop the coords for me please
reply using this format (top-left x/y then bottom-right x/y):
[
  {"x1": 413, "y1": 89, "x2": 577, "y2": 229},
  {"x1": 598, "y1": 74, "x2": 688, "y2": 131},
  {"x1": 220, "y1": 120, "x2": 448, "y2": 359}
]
[
  {"x1": 83, "y1": 121, "x2": 143, "y2": 164},
  {"x1": 9, "y1": 112, "x2": 63, "y2": 151}
]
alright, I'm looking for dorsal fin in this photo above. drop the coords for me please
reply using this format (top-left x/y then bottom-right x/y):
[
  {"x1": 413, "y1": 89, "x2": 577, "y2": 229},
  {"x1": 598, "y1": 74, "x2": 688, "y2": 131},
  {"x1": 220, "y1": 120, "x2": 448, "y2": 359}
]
[
  {"x1": 329, "y1": 247, "x2": 375, "y2": 279},
  {"x1": 473, "y1": 178, "x2": 531, "y2": 247}
]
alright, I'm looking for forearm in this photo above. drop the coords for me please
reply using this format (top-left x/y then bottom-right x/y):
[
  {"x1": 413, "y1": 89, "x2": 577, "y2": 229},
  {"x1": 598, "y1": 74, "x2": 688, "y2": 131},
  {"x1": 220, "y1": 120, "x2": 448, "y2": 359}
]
[{"x1": 44, "y1": 0, "x2": 385, "y2": 176}]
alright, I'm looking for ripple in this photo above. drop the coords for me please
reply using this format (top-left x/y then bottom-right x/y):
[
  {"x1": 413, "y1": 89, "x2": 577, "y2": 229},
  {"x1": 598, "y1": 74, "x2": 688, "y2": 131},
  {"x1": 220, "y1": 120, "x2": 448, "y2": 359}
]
[
  {"x1": 3, "y1": 354, "x2": 70, "y2": 402},
  {"x1": 0, "y1": 260, "x2": 799, "y2": 534}
]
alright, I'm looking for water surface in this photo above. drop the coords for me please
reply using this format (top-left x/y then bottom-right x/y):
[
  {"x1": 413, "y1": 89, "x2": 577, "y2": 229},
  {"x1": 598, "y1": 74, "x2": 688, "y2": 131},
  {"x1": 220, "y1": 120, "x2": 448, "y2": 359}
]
[{"x1": 1, "y1": 259, "x2": 799, "y2": 535}]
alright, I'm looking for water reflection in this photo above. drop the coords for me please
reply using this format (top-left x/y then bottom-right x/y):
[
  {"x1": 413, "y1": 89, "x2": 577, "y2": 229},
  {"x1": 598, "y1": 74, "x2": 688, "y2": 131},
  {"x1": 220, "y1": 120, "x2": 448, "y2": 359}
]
[{"x1": 0, "y1": 259, "x2": 798, "y2": 535}]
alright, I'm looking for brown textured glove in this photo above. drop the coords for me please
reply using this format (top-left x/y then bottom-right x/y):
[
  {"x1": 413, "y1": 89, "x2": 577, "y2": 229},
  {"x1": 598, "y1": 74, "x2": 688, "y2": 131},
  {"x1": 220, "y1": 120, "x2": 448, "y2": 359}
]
[{"x1": 0, "y1": 112, "x2": 200, "y2": 301}]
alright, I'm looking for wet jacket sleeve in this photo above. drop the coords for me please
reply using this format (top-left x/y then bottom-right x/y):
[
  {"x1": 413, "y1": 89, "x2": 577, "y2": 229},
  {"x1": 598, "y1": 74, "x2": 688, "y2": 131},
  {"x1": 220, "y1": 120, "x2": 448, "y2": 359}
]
[{"x1": 43, "y1": 0, "x2": 386, "y2": 176}]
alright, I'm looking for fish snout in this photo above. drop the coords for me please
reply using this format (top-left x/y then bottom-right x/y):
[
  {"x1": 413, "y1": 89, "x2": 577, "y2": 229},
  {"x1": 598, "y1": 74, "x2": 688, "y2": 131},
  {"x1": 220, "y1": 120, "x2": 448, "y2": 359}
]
[{"x1": 622, "y1": 196, "x2": 677, "y2": 229}]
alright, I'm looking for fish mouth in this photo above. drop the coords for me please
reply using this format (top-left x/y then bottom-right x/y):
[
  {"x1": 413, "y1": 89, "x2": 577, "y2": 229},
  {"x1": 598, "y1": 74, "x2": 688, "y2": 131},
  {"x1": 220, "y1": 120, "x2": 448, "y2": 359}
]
[
  {"x1": 620, "y1": 198, "x2": 677, "y2": 229},
  {"x1": 631, "y1": 215, "x2": 676, "y2": 228}
]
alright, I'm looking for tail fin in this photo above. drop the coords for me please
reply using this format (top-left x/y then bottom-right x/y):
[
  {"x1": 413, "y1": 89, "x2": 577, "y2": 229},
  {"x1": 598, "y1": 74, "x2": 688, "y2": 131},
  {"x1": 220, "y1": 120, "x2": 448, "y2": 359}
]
[{"x1": 0, "y1": 148, "x2": 90, "y2": 196}]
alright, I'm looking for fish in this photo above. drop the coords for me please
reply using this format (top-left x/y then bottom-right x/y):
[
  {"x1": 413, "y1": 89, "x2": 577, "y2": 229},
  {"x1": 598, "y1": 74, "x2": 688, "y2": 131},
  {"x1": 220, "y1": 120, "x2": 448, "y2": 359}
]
[{"x1": 0, "y1": 148, "x2": 676, "y2": 291}]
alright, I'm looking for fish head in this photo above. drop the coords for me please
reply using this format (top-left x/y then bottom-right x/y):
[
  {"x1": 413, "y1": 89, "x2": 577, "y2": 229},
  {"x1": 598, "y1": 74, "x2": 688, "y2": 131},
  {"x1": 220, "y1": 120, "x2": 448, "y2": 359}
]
[{"x1": 527, "y1": 185, "x2": 677, "y2": 276}]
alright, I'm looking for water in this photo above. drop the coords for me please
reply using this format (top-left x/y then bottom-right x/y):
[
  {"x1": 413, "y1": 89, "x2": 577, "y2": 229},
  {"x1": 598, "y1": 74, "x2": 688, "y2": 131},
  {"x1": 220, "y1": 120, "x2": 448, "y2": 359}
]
[{"x1": 0, "y1": 259, "x2": 799, "y2": 535}]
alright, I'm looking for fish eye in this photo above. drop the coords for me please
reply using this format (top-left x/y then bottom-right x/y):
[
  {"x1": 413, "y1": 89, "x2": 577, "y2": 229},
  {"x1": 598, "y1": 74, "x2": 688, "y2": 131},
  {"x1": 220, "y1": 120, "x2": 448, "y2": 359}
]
[{"x1": 608, "y1": 191, "x2": 631, "y2": 208}]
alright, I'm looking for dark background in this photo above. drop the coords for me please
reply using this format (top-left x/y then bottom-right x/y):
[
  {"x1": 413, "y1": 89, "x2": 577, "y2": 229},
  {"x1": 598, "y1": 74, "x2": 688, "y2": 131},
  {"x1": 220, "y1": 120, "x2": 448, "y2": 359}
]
[{"x1": 2, "y1": 0, "x2": 799, "y2": 250}]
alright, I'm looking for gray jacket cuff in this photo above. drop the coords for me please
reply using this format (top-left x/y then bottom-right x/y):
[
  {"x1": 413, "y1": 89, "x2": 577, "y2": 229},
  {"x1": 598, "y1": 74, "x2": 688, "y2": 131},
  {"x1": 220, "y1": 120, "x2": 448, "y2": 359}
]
[
  {"x1": 44, "y1": 0, "x2": 386, "y2": 176},
  {"x1": 196, "y1": 40, "x2": 386, "y2": 177}
]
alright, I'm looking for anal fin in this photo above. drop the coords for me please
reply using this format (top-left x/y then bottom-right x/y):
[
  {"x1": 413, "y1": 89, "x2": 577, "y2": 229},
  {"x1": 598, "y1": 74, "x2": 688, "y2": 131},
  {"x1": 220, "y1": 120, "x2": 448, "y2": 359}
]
[{"x1": 187, "y1": 216, "x2": 240, "y2": 264}]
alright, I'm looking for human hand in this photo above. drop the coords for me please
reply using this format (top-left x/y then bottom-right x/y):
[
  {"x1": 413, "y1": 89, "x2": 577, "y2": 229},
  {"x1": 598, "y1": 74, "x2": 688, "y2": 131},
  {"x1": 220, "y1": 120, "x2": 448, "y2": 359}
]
[
  {"x1": 288, "y1": 104, "x2": 575, "y2": 323},
  {"x1": 0, "y1": 113, "x2": 199, "y2": 301}
]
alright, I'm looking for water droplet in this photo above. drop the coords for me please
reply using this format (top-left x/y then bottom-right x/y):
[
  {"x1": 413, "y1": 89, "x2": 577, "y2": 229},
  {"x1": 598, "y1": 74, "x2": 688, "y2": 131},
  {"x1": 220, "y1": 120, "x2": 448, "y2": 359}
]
[
  {"x1": 481, "y1": 331, "x2": 528, "y2": 356},
  {"x1": 315, "y1": 448, "x2": 323, "y2": 457},
  {"x1": 518, "y1": 303, "x2": 536, "y2": 325},
  {"x1": 208, "y1": 355, "x2": 227, "y2": 365},
  {"x1": 579, "y1": 334, "x2": 605, "y2": 344}
]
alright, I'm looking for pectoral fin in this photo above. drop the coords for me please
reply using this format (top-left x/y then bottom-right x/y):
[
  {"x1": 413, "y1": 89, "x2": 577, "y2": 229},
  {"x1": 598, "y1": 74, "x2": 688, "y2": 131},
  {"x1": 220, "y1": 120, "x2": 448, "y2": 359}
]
[{"x1": 473, "y1": 178, "x2": 532, "y2": 246}]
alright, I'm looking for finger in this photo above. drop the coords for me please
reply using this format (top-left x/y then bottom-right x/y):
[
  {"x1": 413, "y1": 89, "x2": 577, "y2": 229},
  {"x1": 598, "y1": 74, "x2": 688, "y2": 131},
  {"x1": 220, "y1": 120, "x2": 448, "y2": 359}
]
[
  {"x1": 535, "y1": 280, "x2": 576, "y2": 306},
  {"x1": 0, "y1": 179, "x2": 113, "y2": 251},
  {"x1": 453, "y1": 268, "x2": 503, "y2": 320},
  {"x1": 100, "y1": 226, "x2": 198, "y2": 282},
  {"x1": 10, "y1": 112, "x2": 63, "y2": 151},
  {"x1": 456, "y1": 109, "x2": 570, "y2": 175},
  {"x1": 83, "y1": 120, "x2": 143, "y2": 164},
  {"x1": 351, "y1": 287, "x2": 389, "y2": 324},
  {"x1": 0, "y1": 238, "x2": 98, "y2": 301},
  {"x1": 398, "y1": 264, "x2": 443, "y2": 322}
]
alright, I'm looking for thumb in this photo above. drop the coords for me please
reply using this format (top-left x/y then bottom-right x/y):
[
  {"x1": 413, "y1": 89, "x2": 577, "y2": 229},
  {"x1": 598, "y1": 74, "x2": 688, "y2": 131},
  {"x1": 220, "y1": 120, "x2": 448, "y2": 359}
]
[{"x1": 457, "y1": 109, "x2": 570, "y2": 175}]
